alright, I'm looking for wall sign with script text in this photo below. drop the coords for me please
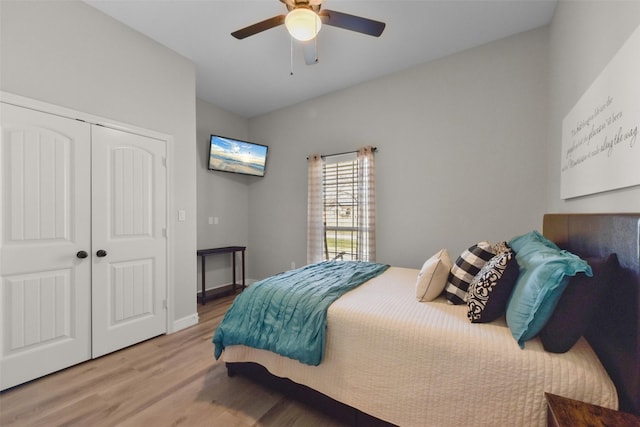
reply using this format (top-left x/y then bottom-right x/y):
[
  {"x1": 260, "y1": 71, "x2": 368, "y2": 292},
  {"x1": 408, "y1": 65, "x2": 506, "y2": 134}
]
[{"x1": 561, "y1": 25, "x2": 640, "y2": 199}]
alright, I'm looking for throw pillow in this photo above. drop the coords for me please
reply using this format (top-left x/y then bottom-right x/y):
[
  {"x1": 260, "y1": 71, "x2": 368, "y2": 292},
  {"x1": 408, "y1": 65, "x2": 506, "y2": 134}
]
[
  {"x1": 445, "y1": 242, "x2": 495, "y2": 305},
  {"x1": 416, "y1": 249, "x2": 453, "y2": 302},
  {"x1": 491, "y1": 241, "x2": 510, "y2": 254},
  {"x1": 539, "y1": 254, "x2": 619, "y2": 353},
  {"x1": 508, "y1": 230, "x2": 559, "y2": 253},
  {"x1": 467, "y1": 247, "x2": 519, "y2": 323},
  {"x1": 505, "y1": 232, "x2": 592, "y2": 348}
]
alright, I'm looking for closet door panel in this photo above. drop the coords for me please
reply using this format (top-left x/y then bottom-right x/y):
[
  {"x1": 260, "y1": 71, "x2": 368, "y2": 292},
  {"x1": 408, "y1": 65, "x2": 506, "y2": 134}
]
[
  {"x1": 0, "y1": 103, "x2": 91, "y2": 390},
  {"x1": 91, "y1": 125, "x2": 167, "y2": 358}
]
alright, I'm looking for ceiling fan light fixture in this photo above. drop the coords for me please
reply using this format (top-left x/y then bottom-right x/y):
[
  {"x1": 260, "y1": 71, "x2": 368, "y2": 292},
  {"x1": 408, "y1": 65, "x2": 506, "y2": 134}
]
[{"x1": 285, "y1": 8, "x2": 321, "y2": 41}]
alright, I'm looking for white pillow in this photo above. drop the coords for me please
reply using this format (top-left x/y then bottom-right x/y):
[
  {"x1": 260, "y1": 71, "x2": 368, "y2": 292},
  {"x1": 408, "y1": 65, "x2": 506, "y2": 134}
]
[{"x1": 416, "y1": 249, "x2": 453, "y2": 302}]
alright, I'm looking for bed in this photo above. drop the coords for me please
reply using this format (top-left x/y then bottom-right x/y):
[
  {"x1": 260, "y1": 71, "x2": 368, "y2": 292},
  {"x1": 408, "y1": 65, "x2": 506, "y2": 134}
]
[{"x1": 215, "y1": 213, "x2": 640, "y2": 426}]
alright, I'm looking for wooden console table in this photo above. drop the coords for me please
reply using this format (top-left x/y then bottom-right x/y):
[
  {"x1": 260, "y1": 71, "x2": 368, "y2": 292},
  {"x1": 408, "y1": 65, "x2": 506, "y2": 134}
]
[{"x1": 197, "y1": 246, "x2": 246, "y2": 305}]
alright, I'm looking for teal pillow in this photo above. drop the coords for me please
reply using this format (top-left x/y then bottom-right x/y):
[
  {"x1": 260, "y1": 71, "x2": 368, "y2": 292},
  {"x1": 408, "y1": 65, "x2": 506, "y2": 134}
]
[
  {"x1": 506, "y1": 232, "x2": 592, "y2": 348},
  {"x1": 508, "y1": 230, "x2": 559, "y2": 253}
]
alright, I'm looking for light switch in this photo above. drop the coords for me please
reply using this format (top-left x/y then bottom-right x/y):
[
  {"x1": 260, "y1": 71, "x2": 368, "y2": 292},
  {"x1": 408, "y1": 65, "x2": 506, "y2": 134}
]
[
  {"x1": 214, "y1": 217, "x2": 219, "y2": 225},
  {"x1": 208, "y1": 216, "x2": 213, "y2": 225},
  {"x1": 178, "y1": 210, "x2": 186, "y2": 222}
]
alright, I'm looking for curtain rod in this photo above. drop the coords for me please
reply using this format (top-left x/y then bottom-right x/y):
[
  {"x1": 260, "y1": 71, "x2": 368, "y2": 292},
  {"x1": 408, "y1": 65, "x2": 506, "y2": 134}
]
[{"x1": 307, "y1": 147, "x2": 377, "y2": 160}]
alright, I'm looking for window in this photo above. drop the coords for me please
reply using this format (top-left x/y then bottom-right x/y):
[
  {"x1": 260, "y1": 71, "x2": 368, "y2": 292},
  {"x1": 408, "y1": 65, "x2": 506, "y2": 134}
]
[
  {"x1": 323, "y1": 153, "x2": 358, "y2": 260},
  {"x1": 307, "y1": 146, "x2": 376, "y2": 263}
]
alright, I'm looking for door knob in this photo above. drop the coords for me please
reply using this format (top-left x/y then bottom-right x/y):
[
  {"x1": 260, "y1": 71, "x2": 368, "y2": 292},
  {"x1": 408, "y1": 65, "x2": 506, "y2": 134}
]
[
  {"x1": 76, "y1": 250, "x2": 88, "y2": 259},
  {"x1": 96, "y1": 250, "x2": 108, "y2": 257}
]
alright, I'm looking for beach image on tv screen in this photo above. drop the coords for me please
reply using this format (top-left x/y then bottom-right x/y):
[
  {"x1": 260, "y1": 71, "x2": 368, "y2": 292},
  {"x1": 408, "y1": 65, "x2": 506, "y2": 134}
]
[{"x1": 209, "y1": 136, "x2": 267, "y2": 176}]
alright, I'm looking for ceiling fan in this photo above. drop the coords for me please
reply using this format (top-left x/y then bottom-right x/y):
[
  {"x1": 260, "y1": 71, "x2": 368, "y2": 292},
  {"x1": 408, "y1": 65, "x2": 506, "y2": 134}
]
[{"x1": 231, "y1": 0, "x2": 386, "y2": 65}]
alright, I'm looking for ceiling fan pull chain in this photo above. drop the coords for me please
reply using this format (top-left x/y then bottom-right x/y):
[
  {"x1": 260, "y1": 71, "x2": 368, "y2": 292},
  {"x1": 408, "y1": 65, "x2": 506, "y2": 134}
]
[
  {"x1": 314, "y1": 34, "x2": 318, "y2": 64},
  {"x1": 290, "y1": 37, "x2": 294, "y2": 76},
  {"x1": 314, "y1": 15, "x2": 319, "y2": 63}
]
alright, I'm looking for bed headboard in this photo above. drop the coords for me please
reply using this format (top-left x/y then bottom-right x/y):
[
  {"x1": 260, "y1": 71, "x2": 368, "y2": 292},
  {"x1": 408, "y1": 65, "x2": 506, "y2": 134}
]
[{"x1": 543, "y1": 213, "x2": 640, "y2": 416}]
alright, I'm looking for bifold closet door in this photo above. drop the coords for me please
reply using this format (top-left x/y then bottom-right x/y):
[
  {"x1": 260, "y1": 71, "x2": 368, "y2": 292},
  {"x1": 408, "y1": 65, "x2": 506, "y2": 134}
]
[
  {"x1": 90, "y1": 125, "x2": 167, "y2": 358},
  {"x1": 1, "y1": 102, "x2": 168, "y2": 389},
  {"x1": 0, "y1": 103, "x2": 92, "y2": 390}
]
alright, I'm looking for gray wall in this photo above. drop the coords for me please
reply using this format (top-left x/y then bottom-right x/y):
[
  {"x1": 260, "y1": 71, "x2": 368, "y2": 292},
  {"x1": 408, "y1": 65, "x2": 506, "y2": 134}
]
[
  {"x1": 0, "y1": 0, "x2": 198, "y2": 327},
  {"x1": 195, "y1": 98, "x2": 251, "y2": 290},
  {"x1": 546, "y1": 0, "x2": 640, "y2": 212},
  {"x1": 246, "y1": 27, "x2": 550, "y2": 280},
  {"x1": 7, "y1": 0, "x2": 636, "y2": 308}
]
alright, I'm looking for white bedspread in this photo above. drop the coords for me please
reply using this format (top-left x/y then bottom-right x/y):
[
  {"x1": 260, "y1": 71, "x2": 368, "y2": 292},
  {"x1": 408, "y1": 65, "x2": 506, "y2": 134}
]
[{"x1": 223, "y1": 267, "x2": 618, "y2": 426}]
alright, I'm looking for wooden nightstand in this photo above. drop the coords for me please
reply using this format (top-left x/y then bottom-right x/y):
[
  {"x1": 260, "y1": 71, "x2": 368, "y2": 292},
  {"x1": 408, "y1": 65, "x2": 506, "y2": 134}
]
[{"x1": 545, "y1": 393, "x2": 640, "y2": 427}]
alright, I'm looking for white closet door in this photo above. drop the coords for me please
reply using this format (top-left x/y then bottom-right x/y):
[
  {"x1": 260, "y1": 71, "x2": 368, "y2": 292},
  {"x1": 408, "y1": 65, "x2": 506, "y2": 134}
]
[
  {"x1": 0, "y1": 103, "x2": 92, "y2": 390},
  {"x1": 91, "y1": 125, "x2": 167, "y2": 358}
]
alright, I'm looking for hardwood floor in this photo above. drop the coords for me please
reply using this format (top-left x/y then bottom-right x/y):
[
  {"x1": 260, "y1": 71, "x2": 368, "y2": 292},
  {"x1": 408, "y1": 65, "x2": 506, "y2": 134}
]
[{"x1": 0, "y1": 294, "x2": 347, "y2": 427}]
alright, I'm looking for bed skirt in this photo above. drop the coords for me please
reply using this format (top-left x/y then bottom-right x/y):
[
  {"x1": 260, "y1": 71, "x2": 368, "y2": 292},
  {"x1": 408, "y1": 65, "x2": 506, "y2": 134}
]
[{"x1": 226, "y1": 362, "x2": 395, "y2": 427}]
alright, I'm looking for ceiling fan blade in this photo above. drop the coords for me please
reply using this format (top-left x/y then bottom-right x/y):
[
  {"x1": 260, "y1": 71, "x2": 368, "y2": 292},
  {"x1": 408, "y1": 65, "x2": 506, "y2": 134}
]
[
  {"x1": 231, "y1": 15, "x2": 286, "y2": 39},
  {"x1": 302, "y1": 40, "x2": 319, "y2": 65},
  {"x1": 319, "y1": 9, "x2": 385, "y2": 37}
]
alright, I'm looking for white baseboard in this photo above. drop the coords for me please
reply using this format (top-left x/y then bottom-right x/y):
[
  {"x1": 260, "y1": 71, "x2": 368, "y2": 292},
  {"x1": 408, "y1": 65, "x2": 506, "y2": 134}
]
[{"x1": 171, "y1": 312, "x2": 199, "y2": 333}]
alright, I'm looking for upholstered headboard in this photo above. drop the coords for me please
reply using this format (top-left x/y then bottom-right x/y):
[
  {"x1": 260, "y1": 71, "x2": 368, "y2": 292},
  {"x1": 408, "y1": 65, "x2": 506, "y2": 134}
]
[{"x1": 543, "y1": 213, "x2": 640, "y2": 416}]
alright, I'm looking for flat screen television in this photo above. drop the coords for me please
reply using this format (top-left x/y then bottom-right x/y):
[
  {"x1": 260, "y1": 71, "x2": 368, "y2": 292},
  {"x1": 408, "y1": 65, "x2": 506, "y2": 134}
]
[{"x1": 208, "y1": 134, "x2": 268, "y2": 177}]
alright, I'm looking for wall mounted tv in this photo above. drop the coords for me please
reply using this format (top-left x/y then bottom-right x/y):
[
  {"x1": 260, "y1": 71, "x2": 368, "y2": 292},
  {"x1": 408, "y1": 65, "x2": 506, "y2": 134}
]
[{"x1": 208, "y1": 134, "x2": 268, "y2": 177}]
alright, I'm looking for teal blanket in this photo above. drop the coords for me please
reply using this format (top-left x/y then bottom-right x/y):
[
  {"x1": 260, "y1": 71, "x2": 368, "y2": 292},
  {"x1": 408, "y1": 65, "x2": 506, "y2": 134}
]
[{"x1": 213, "y1": 260, "x2": 389, "y2": 365}]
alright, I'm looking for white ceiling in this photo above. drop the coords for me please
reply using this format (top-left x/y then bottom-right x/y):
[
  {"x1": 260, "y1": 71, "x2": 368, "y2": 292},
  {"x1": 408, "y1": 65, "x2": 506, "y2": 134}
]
[{"x1": 84, "y1": 0, "x2": 557, "y2": 118}]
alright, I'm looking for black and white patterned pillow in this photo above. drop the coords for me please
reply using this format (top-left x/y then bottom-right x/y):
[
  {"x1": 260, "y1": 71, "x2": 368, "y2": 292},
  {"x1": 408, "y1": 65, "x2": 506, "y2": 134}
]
[
  {"x1": 445, "y1": 242, "x2": 495, "y2": 305},
  {"x1": 467, "y1": 248, "x2": 519, "y2": 323}
]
